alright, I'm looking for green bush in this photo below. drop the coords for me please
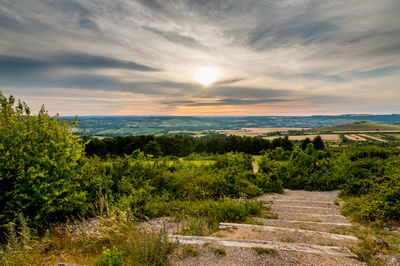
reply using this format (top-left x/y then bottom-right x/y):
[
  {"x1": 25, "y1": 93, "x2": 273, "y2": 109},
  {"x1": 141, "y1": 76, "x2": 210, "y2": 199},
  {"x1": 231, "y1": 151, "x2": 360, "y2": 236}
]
[{"x1": 0, "y1": 93, "x2": 86, "y2": 233}]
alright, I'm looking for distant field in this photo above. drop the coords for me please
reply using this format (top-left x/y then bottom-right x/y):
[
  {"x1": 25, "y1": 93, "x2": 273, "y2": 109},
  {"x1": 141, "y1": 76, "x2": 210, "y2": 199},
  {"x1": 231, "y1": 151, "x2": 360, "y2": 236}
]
[
  {"x1": 358, "y1": 134, "x2": 387, "y2": 142},
  {"x1": 386, "y1": 134, "x2": 400, "y2": 139},
  {"x1": 318, "y1": 122, "x2": 400, "y2": 132},
  {"x1": 69, "y1": 115, "x2": 400, "y2": 136},
  {"x1": 344, "y1": 134, "x2": 367, "y2": 141},
  {"x1": 263, "y1": 134, "x2": 340, "y2": 141},
  {"x1": 215, "y1": 127, "x2": 305, "y2": 136}
]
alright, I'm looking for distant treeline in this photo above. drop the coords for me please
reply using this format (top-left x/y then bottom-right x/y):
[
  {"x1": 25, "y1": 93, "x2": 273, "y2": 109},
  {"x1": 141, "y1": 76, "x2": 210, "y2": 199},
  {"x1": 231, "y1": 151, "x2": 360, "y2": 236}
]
[{"x1": 85, "y1": 135, "x2": 296, "y2": 157}]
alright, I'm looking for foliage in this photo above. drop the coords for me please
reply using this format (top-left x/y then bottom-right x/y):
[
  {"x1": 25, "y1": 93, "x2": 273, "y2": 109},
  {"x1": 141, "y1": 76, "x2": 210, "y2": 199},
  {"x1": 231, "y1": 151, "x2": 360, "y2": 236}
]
[
  {"x1": 84, "y1": 134, "x2": 298, "y2": 157},
  {"x1": 0, "y1": 93, "x2": 86, "y2": 233},
  {"x1": 260, "y1": 145, "x2": 400, "y2": 225},
  {"x1": 97, "y1": 246, "x2": 124, "y2": 266},
  {"x1": 300, "y1": 137, "x2": 311, "y2": 150},
  {"x1": 79, "y1": 152, "x2": 281, "y2": 221},
  {"x1": 312, "y1": 135, "x2": 325, "y2": 150}
]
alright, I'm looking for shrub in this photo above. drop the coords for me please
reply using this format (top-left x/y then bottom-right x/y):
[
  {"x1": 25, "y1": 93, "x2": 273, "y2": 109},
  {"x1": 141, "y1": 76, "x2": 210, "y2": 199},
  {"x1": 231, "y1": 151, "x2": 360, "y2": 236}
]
[{"x1": 0, "y1": 93, "x2": 86, "y2": 233}]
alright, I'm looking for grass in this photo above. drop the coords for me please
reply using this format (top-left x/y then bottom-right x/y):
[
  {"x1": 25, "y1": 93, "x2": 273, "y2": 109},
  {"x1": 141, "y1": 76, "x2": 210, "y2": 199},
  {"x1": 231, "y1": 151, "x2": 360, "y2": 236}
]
[
  {"x1": 214, "y1": 232, "x2": 227, "y2": 238},
  {"x1": 280, "y1": 237, "x2": 295, "y2": 243},
  {"x1": 0, "y1": 208, "x2": 177, "y2": 266},
  {"x1": 182, "y1": 245, "x2": 199, "y2": 258},
  {"x1": 180, "y1": 217, "x2": 213, "y2": 236},
  {"x1": 242, "y1": 218, "x2": 264, "y2": 225},
  {"x1": 252, "y1": 247, "x2": 277, "y2": 255},
  {"x1": 333, "y1": 211, "x2": 400, "y2": 265},
  {"x1": 212, "y1": 247, "x2": 227, "y2": 256}
]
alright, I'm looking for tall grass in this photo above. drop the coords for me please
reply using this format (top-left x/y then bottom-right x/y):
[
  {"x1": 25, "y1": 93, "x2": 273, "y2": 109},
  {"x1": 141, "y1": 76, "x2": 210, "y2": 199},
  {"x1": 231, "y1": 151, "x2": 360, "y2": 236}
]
[{"x1": 0, "y1": 208, "x2": 176, "y2": 266}]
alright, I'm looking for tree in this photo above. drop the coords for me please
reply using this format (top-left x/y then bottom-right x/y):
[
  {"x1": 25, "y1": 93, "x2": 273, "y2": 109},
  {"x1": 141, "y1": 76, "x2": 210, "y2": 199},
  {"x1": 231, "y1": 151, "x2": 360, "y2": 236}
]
[
  {"x1": 281, "y1": 135, "x2": 293, "y2": 151},
  {"x1": 0, "y1": 93, "x2": 87, "y2": 232},
  {"x1": 144, "y1": 140, "x2": 162, "y2": 157},
  {"x1": 312, "y1": 135, "x2": 325, "y2": 150},
  {"x1": 300, "y1": 137, "x2": 311, "y2": 150}
]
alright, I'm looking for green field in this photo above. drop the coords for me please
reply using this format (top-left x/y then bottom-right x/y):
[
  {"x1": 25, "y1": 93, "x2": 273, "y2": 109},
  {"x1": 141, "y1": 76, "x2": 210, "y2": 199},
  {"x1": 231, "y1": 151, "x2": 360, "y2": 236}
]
[{"x1": 316, "y1": 122, "x2": 400, "y2": 132}]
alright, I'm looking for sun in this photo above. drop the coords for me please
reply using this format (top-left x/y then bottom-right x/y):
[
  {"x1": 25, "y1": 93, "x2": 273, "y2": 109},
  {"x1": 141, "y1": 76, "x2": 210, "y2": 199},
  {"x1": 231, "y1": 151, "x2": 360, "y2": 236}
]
[{"x1": 195, "y1": 67, "x2": 217, "y2": 86}]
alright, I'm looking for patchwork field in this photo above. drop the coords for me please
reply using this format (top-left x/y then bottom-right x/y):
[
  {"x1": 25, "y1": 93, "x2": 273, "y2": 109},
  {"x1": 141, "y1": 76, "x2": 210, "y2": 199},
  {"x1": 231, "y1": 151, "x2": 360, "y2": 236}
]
[
  {"x1": 344, "y1": 134, "x2": 367, "y2": 141},
  {"x1": 214, "y1": 127, "x2": 305, "y2": 136},
  {"x1": 263, "y1": 134, "x2": 340, "y2": 141},
  {"x1": 318, "y1": 122, "x2": 400, "y2": 132}
]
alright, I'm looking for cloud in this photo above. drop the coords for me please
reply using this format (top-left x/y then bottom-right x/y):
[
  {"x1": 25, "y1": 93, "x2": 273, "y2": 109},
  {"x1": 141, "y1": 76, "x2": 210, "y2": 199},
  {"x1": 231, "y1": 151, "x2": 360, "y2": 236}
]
[
  {"x1": 0, "y1": 0, "x2": 399, "y2": 115},
  {"x1": 0, "y1": 53, "x2": 159, "y2": 73},
  {"x1": 143, "y1": 26, "x2": 205, "y2": 49},
  {"x1": 161, "y1": 98, "x2": 290, "y2": 107}
]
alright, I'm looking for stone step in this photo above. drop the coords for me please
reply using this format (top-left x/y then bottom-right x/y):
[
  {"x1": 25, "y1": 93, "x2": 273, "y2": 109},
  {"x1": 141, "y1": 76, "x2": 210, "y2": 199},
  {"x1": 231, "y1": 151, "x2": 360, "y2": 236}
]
[
  {"x1": 283, "y1": 189, "x2": 339, "y2": 197},
  {"x1": 169, "y1": 235, "x2": 358, "y2": 258},
  {"x1": 272, "y1": 211, "x2": 349, "y2": 223},
  {"x1": 217, "y1": 223, "x2": 358, "y2": 246},
  {"x1": 268, "y1": 204, "x2": 341, "y2": 215},
  {"x1": 263, "y1": 199, "x2": 337, "y2": 208},
  {"x1": 261, "y1": 196, "x2": 337, "y2": 202},
  {"x1": 252, "y1": 217, "x2": 354, "y2": 232}
]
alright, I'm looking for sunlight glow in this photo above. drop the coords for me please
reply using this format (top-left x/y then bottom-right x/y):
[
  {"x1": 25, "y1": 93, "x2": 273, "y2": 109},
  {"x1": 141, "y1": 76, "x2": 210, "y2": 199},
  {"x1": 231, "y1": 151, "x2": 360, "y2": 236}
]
[{"x1": 195, "y1": 67, "x2": 217, "y2": 86}]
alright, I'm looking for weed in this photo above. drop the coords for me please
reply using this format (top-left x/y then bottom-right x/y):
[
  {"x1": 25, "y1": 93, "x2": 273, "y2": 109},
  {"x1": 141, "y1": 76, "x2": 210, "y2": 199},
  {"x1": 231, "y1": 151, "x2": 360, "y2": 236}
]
[
  {"x1": 182, "y1": 245, "x2": 199, "y2": 258},
  {"x1": 281, "y1": 237, "x2": 295, "y2": 243},
  {"x1": 212, "y1": 247, "x2": 227, "y2": 256},
  {"x1": 252, "y1": 247, "x2": 277, "y2": 255},
  {"x1": 180, "y1": 217, "x2": 211, "y2": 236},
  {"x1": 202, "y1": 242, "x2": 210, "y2": 247},
  {"x1": 96, "y1": 246, "x2": 124, "y2": 266},
  {"x1": 242, "y1": 218, "x2": 264, "y2": 225}
]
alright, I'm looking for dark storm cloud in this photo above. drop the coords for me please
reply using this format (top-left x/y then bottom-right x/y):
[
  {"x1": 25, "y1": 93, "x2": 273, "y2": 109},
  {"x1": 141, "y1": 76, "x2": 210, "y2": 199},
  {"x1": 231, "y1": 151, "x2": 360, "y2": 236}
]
[{"x1": 0, "y1": 53, "x2": 159, "y2": 73}]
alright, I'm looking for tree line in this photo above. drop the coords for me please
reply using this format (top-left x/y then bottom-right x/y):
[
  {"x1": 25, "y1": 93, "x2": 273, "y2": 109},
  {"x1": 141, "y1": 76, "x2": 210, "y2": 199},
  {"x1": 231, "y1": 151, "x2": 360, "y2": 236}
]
[{"x1": 85, "y1": 134, "x2": 325, "y2": 157}]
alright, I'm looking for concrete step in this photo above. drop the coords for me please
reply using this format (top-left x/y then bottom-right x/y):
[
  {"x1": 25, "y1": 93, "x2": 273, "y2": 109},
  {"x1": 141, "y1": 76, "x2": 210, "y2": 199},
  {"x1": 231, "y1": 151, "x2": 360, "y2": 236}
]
[
  {"x1": 261, "y1": 195, "x2": 337, "y2": 202},
  {"x1": 169, "y1": 235, "x2": 358, "y2": 258},
  {"x1": 283, "y1": 189, "x2": 339, "y2": 197},
  {"x1": 217, "y1": 223, "x2": 358, "y2": 246},
  {"x1": 267, "y1": 204, "x2": 341, "y2": 215},
  {"x1": 252, "y1": 217, "x2": 354, "y2": 232},
  {"x1": 272, "y1": 211, "x2": 350, "y2": 223},
  {"x1": 263, "y1": 199, "x2": 338, "y2": 208}
]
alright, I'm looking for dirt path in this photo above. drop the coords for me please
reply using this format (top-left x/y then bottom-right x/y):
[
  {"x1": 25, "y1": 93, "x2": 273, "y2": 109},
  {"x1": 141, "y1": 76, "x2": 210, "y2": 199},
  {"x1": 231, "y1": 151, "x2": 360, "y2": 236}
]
[
  {"x1": 252, "y1": 160, "x2": 259, "y2": 173},
  {"x1": 169, "y1": 189, "x2": 366, "y2": 265}
]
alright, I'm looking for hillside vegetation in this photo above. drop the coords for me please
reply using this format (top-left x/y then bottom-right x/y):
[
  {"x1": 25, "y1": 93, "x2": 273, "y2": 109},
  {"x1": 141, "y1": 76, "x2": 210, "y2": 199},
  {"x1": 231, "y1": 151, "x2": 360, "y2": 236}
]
[{"x1": 1, "y1": 94, "x2": 400, "y2": 265}]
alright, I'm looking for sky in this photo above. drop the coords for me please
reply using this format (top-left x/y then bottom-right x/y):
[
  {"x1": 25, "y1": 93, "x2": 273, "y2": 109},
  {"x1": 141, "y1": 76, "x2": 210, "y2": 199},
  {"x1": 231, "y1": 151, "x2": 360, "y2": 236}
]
[{"x1": 0, "y1": 0, "x2": 400, "y2": 116}]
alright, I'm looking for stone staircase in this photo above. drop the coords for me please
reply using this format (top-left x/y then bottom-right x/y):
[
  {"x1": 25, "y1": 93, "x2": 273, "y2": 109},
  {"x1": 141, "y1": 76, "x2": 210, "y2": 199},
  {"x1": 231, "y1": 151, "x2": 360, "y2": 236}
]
[{"x1": 169, "y1": 189, "x2": 366, "y2": 265}]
